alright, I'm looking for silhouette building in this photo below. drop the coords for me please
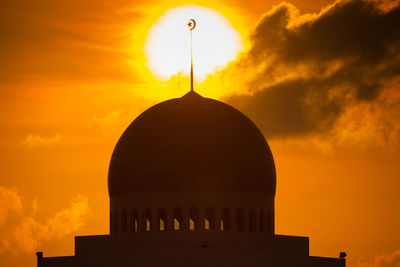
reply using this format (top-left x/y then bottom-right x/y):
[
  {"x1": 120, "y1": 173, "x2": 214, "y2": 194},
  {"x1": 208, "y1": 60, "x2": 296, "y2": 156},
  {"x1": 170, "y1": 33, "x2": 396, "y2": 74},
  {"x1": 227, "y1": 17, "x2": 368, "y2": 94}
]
[{"x1": 36, "y1": 91, "x2": 345, "y2": 267}]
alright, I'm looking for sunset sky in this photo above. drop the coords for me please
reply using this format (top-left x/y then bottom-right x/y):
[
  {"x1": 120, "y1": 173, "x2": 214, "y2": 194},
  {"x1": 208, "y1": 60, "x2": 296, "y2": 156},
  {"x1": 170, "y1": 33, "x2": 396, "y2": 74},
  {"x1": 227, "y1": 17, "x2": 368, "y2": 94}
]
[{"x1": 1, "y1": 0, "x2": 400, "y2": 266}]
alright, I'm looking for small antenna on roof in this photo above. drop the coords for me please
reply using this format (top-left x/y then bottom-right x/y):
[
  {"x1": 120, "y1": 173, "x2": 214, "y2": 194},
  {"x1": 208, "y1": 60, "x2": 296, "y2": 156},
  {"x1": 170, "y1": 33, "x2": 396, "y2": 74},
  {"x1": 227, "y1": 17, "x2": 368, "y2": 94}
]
[{"x1": 187, "y1": 19, "x2": 196, "y2": 92}]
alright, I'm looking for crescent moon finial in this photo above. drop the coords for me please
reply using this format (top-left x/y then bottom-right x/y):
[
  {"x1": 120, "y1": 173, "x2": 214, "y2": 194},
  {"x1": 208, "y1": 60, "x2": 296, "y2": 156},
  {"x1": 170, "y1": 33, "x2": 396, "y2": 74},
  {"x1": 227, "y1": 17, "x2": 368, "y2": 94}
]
[{"x1": 187, "y1": 19, "x2": 196, "y2": 31}]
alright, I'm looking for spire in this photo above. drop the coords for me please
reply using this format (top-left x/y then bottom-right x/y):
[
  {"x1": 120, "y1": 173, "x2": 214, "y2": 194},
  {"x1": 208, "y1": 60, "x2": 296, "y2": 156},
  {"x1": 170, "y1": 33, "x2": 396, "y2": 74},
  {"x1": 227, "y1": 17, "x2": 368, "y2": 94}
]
[{"x1": 187, "y1": 19, "x2": 196, "y2": 92}]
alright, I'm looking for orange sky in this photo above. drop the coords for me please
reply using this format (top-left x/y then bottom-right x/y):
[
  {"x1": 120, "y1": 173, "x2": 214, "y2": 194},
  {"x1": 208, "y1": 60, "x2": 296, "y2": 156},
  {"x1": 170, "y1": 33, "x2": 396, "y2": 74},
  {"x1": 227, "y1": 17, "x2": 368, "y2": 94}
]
[{"x1": 1, "y1": 0, "x2": 400, "y2": 266}]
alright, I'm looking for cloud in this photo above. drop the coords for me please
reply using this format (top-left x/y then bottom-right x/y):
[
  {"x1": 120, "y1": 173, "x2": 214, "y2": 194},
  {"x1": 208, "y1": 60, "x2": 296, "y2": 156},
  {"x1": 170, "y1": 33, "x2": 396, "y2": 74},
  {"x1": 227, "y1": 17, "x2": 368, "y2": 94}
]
[
  {"x1": 356, "y1": 250, "x2": 400, "y2": 267},
  {"x1": 39, "y1": 195, "x2": 89, "y2": 239},
  {"x1": 89, "y1": 109, "x2": 133, "y2": 137},
  {"x1": 0, "y1": 187, "x2": 23, "y2": 225},
  {"x1": 375, "y1": 250, "x2": 400, "y2": 267},
  {"x1": 222, "y1": 0, "x2": 400, "y2": 146},
  {"x1": 0, "y1": 186, "x2": 89, "y2": 254},
  {"x1": 22, "y1": 133, "x2": 62, "y2": 148}
]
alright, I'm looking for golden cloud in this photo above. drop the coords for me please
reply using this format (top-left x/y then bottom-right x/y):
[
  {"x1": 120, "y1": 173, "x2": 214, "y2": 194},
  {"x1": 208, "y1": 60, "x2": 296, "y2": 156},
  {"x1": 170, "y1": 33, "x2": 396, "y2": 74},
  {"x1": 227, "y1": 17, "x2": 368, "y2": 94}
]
[
  {"x1": 0, "y1": 186, "x2": 89, "y2": 254},
  {"x1": 22, "y1": 134, "x2": 62, "y2": 148}
]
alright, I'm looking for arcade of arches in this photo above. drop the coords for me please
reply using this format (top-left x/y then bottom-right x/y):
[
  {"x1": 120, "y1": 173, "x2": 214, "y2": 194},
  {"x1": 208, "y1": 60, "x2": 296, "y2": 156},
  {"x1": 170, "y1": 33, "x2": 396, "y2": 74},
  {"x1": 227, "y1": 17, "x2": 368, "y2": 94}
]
[{"x1": 110, "y1": 208, "x2": 273, "y2": 234}]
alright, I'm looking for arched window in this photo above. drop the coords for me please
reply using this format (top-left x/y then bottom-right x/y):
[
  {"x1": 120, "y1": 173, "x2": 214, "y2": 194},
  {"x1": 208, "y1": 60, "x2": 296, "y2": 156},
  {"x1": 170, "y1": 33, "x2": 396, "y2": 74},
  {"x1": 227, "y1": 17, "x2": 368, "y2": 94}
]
[
  {"x1": 236, "y1": 209, "x2": 244, "y2": 231},
  {"x1": 131, "y1": 209, "x2": 138, "y2": 232},
  {"x1": 249, "y1": 209, "x2": 256, "y2": 232},
  {"x1": 221, "y1": 207, "x2": 230, "y2": 231},
  {"x1": 173, "y1": 207, "x2": 183, "y2": 231},
  {"x1": 121, "y1": 210, "x2": 127, "y2": 233},
  {"x1": 113, "y1": 210, "x2": 119, "y2": 234},
  {"x1": 205, "y1": 208, "x2": 215, "y2": 230},
  {"x1": 267, "y1": 210, "x2": 272, "y2": 234},
  {"x1": 189, "y1": 207, "x2": 199, "y2": 230},
  {"x1": 259, "y1": 209, "x2": 266, "y2": 233},
  {"x1": 144, "y1": 209, "x2": 152, "y2": 232},
  {"x1": 205, "y1": 218, "x2": 209, "y2": 230},
  {"x1": 158, "y1": 208, "x2": 167, "y2": 231}
]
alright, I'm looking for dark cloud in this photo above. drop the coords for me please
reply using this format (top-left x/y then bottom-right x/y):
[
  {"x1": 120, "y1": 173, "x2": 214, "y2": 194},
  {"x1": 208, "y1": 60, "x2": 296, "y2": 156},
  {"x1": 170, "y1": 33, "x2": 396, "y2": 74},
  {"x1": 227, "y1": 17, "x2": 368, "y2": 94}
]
[{"x1": 224, "y1": 0, "x2": 400, "y2": 138}]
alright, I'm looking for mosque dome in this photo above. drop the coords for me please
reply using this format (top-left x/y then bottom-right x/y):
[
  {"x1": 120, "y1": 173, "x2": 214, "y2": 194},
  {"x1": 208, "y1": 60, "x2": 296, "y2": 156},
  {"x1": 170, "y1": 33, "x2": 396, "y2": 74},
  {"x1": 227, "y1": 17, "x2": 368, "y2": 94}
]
[{"x1": 108, "y1": 91, "x2": 276, "y2": 197}]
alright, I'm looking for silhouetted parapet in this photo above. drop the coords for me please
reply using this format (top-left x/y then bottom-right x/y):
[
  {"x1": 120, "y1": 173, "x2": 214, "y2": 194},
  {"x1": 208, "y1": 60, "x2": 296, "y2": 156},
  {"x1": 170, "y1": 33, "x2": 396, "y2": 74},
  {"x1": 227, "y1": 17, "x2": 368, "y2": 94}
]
[
  {"x1": 37, "y1": 256, "x2": 75, "y2": 267},
  {"x1": 74, "y1": 233, "x2": 310, "y2": 257},
  {"x1": 36, "y1": 252, "x2": 43, "y2": 267},
  {"x1": 38, "y1": 232, "x2": 345, "y2": 267},
  {"x1": 36, "y1": 233, "x2": 345, "y2": 267},
  {"x1": 309, "y1": 256, "x2": 346, "y2": 267}
]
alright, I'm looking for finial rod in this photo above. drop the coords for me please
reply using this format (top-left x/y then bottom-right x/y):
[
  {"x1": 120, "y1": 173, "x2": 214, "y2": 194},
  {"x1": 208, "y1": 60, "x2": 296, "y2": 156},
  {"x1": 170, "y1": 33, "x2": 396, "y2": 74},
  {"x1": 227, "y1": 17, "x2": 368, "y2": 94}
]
[
  {"x1": 190, "y1": 29, "x2": 193, "y2": 92},
  {"x1": 187, "y1": 19, "x2": 196, "y2": 92}
]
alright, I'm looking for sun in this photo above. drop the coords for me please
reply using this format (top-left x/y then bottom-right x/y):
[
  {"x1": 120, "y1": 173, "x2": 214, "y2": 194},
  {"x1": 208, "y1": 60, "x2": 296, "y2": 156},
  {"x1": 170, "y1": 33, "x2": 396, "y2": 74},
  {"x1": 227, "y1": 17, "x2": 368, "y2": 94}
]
[{"x1": 145, "y1": 5, "x2": 243, "y2": 80}]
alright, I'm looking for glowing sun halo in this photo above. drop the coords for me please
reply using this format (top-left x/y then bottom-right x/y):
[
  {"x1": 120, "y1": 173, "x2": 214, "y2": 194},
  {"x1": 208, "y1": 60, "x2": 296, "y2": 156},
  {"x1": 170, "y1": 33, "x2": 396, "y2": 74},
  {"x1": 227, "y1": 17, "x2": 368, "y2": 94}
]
[{"x1": 145, "y1": 5, "x2": 242, "y2": 79}]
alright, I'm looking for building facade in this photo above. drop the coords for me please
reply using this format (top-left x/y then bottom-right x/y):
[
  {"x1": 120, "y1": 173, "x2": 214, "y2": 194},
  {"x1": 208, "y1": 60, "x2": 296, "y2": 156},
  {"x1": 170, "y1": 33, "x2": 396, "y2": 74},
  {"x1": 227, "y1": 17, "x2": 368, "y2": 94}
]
[{"x1": 37, "y1": 91, "x2": 345, "y2": 267}]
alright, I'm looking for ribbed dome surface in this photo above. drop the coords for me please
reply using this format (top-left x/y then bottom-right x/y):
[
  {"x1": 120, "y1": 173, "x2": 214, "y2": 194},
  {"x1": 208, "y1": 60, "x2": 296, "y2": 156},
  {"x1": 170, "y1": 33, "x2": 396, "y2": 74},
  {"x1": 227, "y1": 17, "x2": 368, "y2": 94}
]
[{"x1": 108, "y1": 91, "x2": 276, "y2": 196}]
